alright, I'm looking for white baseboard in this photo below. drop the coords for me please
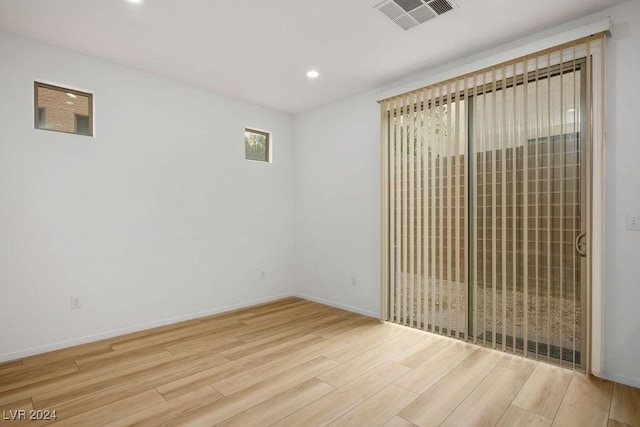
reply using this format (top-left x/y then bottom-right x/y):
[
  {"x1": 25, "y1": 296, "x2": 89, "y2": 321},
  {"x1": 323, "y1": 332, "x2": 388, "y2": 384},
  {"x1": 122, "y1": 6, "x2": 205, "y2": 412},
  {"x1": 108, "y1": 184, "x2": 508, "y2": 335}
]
[
  {"x1": 603, "y1": 372, "x2": 640, "y2": 389},
  {"x1": 0, "y1": 292, "x2": 295, "y2": 363},
  {"x1": 294, "y1": 293, "x2": 380, "y2": 319}
]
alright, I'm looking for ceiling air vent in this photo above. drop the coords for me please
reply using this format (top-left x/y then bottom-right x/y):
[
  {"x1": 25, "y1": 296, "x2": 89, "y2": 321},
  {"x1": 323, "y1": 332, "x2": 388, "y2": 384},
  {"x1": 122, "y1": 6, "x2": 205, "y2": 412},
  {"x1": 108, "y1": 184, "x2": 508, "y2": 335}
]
[{"x1": 375, "y1": 0, "x2": 457, "y2": 31}]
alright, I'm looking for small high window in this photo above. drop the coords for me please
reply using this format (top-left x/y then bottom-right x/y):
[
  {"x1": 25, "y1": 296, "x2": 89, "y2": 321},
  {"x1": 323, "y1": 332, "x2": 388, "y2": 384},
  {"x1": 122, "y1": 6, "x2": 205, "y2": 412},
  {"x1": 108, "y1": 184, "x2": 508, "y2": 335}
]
[
  {"x1": 245, "y1": 128, "x2": 270, "y2": 162},
  {"x1": 34, "y1": 82, "x2": 93, "y2": 136}
]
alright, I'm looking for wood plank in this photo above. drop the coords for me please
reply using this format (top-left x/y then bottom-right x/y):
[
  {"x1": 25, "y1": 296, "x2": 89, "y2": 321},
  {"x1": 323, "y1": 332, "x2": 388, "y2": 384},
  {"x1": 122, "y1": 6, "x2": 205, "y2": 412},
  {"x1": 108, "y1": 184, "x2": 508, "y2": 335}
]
[
  {"x1": 608, "y1": 420, "x2": 635, "y2": 427},
  {"x1": 235, "y1": 308, "x2": 345, "y2": 343},
  {"x1": 399, "y1": 347, "x2": 504, "y2": 427},
  {"x1": 390, "y1": 334, "x2": 452, "y2": 369},
  {"x1": 212, "y1": 335, "x2": 327, "y2": 395},
  {"x1": 21, "y1": 342, "x2": 113, "y2": 368},
  {"x1": 609, "y1": 382, "x2": 640, "y2": 427},
  {"x1": 0, "y1": 360, "x2": 23, "y2": 372},
  {"x1": 75, "y1": 347, "x2": 175, "y2": 372},
  {"x1": 164, "y1": 336, "x2": 245, "y2": 355},
  {"x1": 219, "y1": 332, "x2": 320, "y2": 361},
  {"x1": 156, "y1": 362, "x2": 249, "y2": 401},
  {"x1": 104, "y1": 386, "x2": 222, "y2": 427},
  {"x1": 33, "y1": 352, "x2": 228, "y2": 409},
  {"x1": 314, "y1": 315, "x2": 374, "y2": 339},
  {"x1": 48, "y1": 389, "x2": 165, "y2": 426},
  {"x1": 0, "y1": 363, "x2": 79, "y2": 394},
  {"x1": 240, "y1": 300, "x2": 333, "y2": 325},
  {"x1": 109, "y1": 319, "x2": 245, "y2": 352},
  {"x1": 0, "y1": 397, "x2": 33, "y2": 413},
  {"x1": 394, "y1": 341, "x2": 478, "y2": 394},
  {"x1": 106, "y1": 319, "x2": 203, "y2": 347},
  {"x1": 165, "y1": 356, "x2": 339, "y2": 426},
  {"x1": 512, "y1": 363, "x2": 572, "y2": 419},
  {"x1": 217, "y1": 378, "x2": 335, "y2": 427},
  {"x1": 328, "y1": 384, "x2": 418, "y2": 427},
  {"x1": 324, "y1": 323, "x2": 416, "y2": 364},
  {"x1": 497, "y1": 405, "x2": 553, "y2": 427},
  {"x1": 155, "y1": 333, "x2": 344, "y2": 400},
  {"x1": 553, "y1": 373, "x2": 613, "y2": 427},
  {"x1": 238, "y1": 311, "x2": 339, "y2": 344},
  {"x1": 273, "y1": 361, "x2": 411, "y2": 427},
  {"x1": 317, "y1": 332, "x2": 421, "y2": 388},
  {"x1": 499, "y1": 353, "x2": 538, "y2": 375},
  {"x1": 0, "y1": 398, "x2": 33, "y2": 427},
  {"x1": 210, "y1": 298, "x2": 308, "y2": 322},
  {"x1": 383, "y1": 416, "x2": 417, "y2": 427},
  {"x1": 440, "y1": 366, "x2": 528, "y2": 427},
  {"x1": 31, "y1": 354, "x2": 228, "y2": 421},
  {"x1": 0, "y1": 347, "x2": 219, "y2": 407}
]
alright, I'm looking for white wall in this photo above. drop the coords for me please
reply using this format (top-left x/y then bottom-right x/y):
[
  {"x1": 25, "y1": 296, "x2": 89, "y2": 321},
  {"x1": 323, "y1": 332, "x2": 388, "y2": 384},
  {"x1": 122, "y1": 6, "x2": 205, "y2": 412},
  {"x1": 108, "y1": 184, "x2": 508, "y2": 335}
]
[
  {"x1": 293, "y1": 1, "x2": 640, "y2": 387},
  {"x1": 293, "y1": 91, "x2": 381, "y2": 317},
  {"x1": 0, "y1": 31, "x2": 295, "y2": 361},
  {"x1": 601, "y1": 0, "x2": 640, "y2": 388}
]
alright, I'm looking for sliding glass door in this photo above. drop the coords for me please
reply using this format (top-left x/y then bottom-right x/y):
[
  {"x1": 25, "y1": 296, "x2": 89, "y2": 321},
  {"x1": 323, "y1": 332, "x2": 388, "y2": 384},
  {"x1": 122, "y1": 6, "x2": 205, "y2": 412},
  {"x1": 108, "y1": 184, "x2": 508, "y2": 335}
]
[{"x1": 381, "y1": 37, "x2": 602, "y2": 369}]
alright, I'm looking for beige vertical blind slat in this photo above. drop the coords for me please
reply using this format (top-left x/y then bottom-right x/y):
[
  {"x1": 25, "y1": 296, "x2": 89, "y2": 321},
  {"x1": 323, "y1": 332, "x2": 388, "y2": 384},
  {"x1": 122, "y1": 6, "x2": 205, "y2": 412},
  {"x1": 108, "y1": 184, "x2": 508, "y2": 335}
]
[
  {"x1": 501, "y1": 63, "x2": 508, "y2": 353},
  {"x1": 491, "y1": 67, "x2": 498, "y2": 349},
  {"x1": 585, "y1": 37, "x2": 593, "y2": 373},
  {"x1": 453, "y1": 79, "x2": 459, "y2": 337},
  {"x1": 402, "y1": 93, "x2": 409, "y2": 325},
  {"x1": 472, "y1": 73, "x2": 479, "y2": 346},
  {"x1": 545, "y1": 48, "x2": 552, "y2": 363},
  {"x1": 431, "y1": 86, "x2": 438, "y2": 332},
  {"x1": 456, "y1": 78, "x2": 465, "y2": 340},
  {"x1": 443, "y1": 80, "x2": 451, "y2": 336},
  {"x1": 479, "y1": 74, "x2": 486, "y2": 348},
  {"x1": 395, "y1": 96, "x2": 402, "y2": 322},
  {"x1": 416, "y1": 89, "x2": 423, "y2": 330},
  {"x1": 572, "y1": 41, "x2": 578, "y2": 369},
  {"x1": 559, "y1": 46, "x2": 565, "y2": 368},
  {"x1": 422, "y1": 87, "x2": 430, "y2": 331},
  {"x1": 409, "y1": 91, "x2": 416, "y2": 327},
  {"x1": 389, "y1": 98, "x2": 396, "y2": 323},
  {"x1": 527, "y1": 57, "x2": 542, "y2": 360},
  {"x1": 523, "y1": 56, "x2": 530, "y2": 358},
  {"x1": 435, "y1": 84, "x2": 441, "y2": 333},
  {"x1": 381, "y1": 99, "x2": 390, "y2": 322},
  {"x1": 510, "y1": 61, "x2": 517, "y2": 354}
]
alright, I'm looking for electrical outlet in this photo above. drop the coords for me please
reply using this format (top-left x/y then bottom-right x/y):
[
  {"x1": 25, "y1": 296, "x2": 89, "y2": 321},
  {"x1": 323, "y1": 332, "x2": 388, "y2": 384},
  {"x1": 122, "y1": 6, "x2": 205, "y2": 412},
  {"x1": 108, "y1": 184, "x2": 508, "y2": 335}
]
[
  {"x1": 351, "y1": 276, "x2": 357, "y2": 287},
  {"x1": 70, "y1": 297, "x2": 81, "y2": 309},
  {"x1": 261, "y1": 271, "x2": 266, "y2": 280},
  {"x1": 627, "y1": 215, "x2": 640, "y2": 231}
]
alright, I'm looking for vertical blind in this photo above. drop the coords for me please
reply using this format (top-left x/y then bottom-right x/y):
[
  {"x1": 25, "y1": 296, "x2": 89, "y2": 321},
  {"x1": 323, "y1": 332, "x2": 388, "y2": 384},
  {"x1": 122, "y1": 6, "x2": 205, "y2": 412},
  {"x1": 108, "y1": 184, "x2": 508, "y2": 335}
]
[{"x1": 380, "y1": 33, "x2": 605, "y2": 370}]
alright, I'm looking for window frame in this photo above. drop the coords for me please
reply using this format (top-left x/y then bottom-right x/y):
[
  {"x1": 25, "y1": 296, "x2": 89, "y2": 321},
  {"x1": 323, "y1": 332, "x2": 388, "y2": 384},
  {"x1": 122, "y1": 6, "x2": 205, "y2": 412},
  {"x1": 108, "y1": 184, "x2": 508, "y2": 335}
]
[
  {"x1": 244, "y1": 127, "x2": 271, "y2": 163},
  {"x1": 34, "y1": 81, "x2": 94, "y2": 137}
]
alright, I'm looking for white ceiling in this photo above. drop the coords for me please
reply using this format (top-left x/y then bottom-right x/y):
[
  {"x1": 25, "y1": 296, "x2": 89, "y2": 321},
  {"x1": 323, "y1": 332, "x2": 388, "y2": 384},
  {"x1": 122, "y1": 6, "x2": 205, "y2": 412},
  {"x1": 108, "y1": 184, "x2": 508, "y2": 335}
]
[{"x1": 0, "y1": 0, "x2": 626, "y2": 114}]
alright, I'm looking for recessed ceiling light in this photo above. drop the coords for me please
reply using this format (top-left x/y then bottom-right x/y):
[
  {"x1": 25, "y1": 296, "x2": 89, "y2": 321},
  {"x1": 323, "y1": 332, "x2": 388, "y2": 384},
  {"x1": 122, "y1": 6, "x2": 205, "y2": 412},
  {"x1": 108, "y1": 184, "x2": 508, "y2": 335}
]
[
  {"x1": 306, "y1": 70, "x2": 319, "y2": 78},
  {"x1": 66, "y1": 93, "x2": 77, "y2": 99},
  {"x1": 126, "y1": 0, "x2": 144, "y2": 3}
]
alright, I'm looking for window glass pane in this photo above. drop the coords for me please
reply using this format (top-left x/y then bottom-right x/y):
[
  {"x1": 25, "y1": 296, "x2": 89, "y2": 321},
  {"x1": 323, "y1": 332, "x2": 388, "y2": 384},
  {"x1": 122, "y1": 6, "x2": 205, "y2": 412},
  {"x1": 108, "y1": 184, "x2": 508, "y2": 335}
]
[
  {"x1": 37, "y1": 107, "x2": 46, "y2": 128},
  {"x1": 245, "y1": 129, "x2": 270, "y2": 162},
  {"x1": 75, "y1": 114, "x2": 90, "y2": 135},
  {"x1": 35, "y1": 82, "x2": 92, "y2": 136}
]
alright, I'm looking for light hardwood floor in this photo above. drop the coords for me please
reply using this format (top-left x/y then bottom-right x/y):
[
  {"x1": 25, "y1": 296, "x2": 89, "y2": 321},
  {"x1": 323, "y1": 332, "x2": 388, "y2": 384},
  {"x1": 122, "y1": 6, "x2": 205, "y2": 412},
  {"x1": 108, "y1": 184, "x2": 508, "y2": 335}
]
[{"x1": 0, "y1": 298, "x2": 638, "y2": 426}]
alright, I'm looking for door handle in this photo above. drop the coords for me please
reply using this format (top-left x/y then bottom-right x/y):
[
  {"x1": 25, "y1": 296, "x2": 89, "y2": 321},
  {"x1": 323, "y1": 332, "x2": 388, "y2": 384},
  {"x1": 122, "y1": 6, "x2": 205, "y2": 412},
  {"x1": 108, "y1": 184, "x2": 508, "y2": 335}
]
[{"x1": 575, "y1": 232, "x2": 587, "y2": 257}]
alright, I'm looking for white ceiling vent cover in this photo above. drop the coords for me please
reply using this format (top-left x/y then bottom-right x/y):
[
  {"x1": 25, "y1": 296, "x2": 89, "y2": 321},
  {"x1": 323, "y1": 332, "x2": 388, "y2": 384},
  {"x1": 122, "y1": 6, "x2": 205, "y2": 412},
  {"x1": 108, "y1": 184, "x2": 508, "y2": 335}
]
[{"x1": 375, "y1": 0, "x2": 457, "y2": 31}]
